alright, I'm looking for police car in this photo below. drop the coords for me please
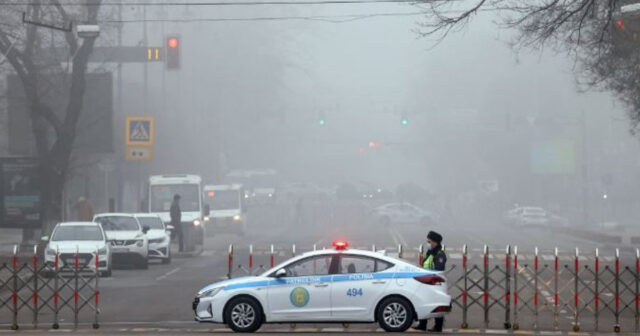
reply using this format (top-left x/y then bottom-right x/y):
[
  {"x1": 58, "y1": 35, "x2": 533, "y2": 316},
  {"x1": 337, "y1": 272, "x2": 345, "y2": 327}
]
[{"x1": 193, "y1": 241, "x2": 451, "y2": 332}]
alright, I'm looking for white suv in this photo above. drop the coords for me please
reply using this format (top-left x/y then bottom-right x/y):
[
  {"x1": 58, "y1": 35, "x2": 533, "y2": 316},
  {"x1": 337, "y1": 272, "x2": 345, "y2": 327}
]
[
  {"x1": 43, "y1": 222, "x2": 112, "y2": 277},
  {"x1": 134, "y1": 214, "x2": 172, "y2": 264},
  {"x1": 94, "y1": 213, "x2": 150, "y2": 269}
]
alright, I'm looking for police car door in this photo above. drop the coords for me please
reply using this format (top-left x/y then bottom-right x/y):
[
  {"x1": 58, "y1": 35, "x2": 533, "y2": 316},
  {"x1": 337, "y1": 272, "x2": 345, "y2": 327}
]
[
  {"x1": 331, "y1": 255, "x2": 393, "y2": 321},
  {"x1": 267, "y1": 254, "x2": 335, "y2": 322}
]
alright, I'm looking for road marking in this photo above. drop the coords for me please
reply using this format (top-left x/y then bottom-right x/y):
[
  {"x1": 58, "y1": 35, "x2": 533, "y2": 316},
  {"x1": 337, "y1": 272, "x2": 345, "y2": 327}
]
[{"x1": 156, "y1": 267, "x2": 181, "y2": 281}]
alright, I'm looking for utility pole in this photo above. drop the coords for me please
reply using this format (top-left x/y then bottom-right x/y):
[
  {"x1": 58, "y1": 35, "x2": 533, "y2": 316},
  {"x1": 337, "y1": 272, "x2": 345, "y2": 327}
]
[
  {"x1": 581, "y1": 110, "x2": 590, "y2": 226},
  {"x1": 116, "y1": 2, "x2": 123, "y2": 213}
]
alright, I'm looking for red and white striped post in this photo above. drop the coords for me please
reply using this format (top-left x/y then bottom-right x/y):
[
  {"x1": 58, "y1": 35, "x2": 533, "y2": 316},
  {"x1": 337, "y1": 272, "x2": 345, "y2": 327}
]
[
  {"x1": 504, "y1": 245, "x2": 511, "y2": 330},
  {"x1": 398, "y1": 244, "x2": 403, "y2": 259},
  {"x1": 248, "y1": 244, "x2": 253, "y2": 274},
  {"x1": 614, "y1": 248, "x2": 620, "y2": 333},
  {"x1": 73, "y1": 245, "x2": 80, "y2": 329},
  {"x1": 418, "y1": 244, "x2": 424, "y2": 267},
  {"x1": 513, "y1": 246, "x2": 519, "y2": 330},
  {"x1": 595, "y1": 248, "x2": 600, "y2": 331},
  {"x1": 553, "y1": 247, "x2": 559, "y2": 330},
  {"x1": 573, "y1": 248, "x2": 580, "y2": 332},
  {"x1": 11, "y1": 245, "x2": 18, "y2": 331},
  {"x1": 635, "y1": 248, "x2": 639, "y2": 333},
  {"x1": 74, "y1": 246, "x2": 79, "y2": 328},
  {"x1": 33, "y1": 245, "x2": 39, "y2": 328},
  {"x1": 483, "y1": 245, "x2": 489, "y2": 329},
  {"x1": 227, "y1": 244, "x2": 233, "y2": 279},
  {"x1": 292, "y1": 244, "x2": 296, "y2": 258},
  {"x1": 460, "y1": 244, "x2": 468, "y2": 329},
  {"x1": 52, "y1": 248, "x2": 60, "y2": 329},
  {"x1": 534, "y1": 247, "x2": 539, "y2": 330},
  {"x1": 93, "y1": 248, "x2": 100, "y2": 329},
  {"x1": 270, "y1": 244, "x2": 275, "y2": 268}
]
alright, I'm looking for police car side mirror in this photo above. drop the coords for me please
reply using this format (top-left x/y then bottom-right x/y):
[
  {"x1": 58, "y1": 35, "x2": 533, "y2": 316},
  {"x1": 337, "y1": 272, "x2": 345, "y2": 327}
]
[{"x1": 275, "y1": 268, "x2": 287, "y2": 278}]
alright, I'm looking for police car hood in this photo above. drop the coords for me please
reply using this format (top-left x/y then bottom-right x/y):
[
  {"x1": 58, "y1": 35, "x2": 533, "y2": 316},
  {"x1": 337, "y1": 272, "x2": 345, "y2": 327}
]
[{"x1": 198, "y1": 276, "x2": 265, "y2": 295}]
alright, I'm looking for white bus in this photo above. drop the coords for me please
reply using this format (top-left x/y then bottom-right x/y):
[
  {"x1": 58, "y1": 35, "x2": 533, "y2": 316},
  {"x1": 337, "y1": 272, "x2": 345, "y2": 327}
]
[
  {"x1": 202, "y1": 184, "x2": 246, "y2": 236},
  {"x1": 148, "y1": 175, "x2": 204, "y2": 244}
]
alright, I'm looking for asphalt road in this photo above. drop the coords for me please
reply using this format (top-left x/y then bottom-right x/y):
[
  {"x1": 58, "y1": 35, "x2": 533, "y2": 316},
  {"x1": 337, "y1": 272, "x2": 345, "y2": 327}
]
[{"x1": 2, "y1": 202, "x2": 638, "y2": 334}]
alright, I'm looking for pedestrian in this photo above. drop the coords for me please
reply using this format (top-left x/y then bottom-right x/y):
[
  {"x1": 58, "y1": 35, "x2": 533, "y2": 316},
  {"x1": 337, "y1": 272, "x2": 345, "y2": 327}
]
[
  {"x1": 72, "y1": 196, "x2": 95, "y2": 222},
  {"x1": 170, "y1": 194, "x2": 184, "y2": 252},
  {"x1": 415, "y1": 230, "x2": 447, "y2": 332}
]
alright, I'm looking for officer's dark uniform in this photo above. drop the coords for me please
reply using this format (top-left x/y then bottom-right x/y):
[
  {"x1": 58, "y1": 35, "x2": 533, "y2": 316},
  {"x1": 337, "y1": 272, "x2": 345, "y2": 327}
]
[
  {"x1": 416, "y1": 231, "x2": 447, "y2": 332},
  {"x1": 170, "y1": 195, "x2": 183, "y2": 252}
]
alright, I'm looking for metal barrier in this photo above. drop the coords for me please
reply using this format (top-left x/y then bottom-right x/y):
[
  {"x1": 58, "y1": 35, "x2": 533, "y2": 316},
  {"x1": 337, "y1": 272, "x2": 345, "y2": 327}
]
[
  {"x1": 226, "y1": 243, "x2": 640, "y2": 333},
  {"x1": 0, "y1": 245, "x2": 100, "y2": 330}
]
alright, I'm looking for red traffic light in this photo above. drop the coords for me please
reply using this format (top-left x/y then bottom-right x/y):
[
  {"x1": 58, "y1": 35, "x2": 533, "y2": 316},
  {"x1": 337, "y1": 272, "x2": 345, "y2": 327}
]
[
  {"x1": 168, "y1": 37, "x2": 179, "y2": 49},
  {"x1": 615, "y1": 18, "x2": 625, "y2": 31}
]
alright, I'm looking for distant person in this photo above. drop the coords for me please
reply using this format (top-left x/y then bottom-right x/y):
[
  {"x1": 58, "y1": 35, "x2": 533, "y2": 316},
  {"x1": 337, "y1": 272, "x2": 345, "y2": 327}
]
[
  {"x1": 72, "y1": 197, "x2": 94, "y2": 222},
  {"x1": 415, "y1": 230, "x2": 447, "y2": 332},
  {"x1": 170, "y1": 194, "x2": 184, "y2": 252}
]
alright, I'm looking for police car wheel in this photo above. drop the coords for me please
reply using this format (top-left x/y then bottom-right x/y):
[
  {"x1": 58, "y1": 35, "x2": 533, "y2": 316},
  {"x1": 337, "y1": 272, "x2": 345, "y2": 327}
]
[
  {"x1": 377, "y1": 297, "x2": 414, "y2": 332},
  {"x1": 224, "y1": 297, "x2": 263, "y2": 332}
]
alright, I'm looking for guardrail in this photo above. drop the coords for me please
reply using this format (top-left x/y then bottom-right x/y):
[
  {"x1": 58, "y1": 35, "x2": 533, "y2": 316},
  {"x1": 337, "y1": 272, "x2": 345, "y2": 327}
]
[
  {"x1": 226, "y1": 243, "x2": 640, "y2": 333},
  {"x1": 0, "y1": 245, "x2": 100, "y2": 330}
]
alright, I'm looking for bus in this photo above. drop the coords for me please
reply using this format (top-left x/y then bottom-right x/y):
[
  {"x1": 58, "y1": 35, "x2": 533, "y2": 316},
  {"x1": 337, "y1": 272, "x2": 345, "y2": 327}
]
[
  {"x1": 202, "y1": 184, "x2": 246, "y2": 236},
  {"x1": 148, "y1": 174, "x2": 204, "y2": 246}
]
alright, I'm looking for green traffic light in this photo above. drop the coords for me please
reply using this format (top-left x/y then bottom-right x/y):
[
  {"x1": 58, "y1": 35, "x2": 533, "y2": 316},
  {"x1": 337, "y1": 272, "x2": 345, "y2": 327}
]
[
  {"x1": 401, "y1": 118, "x2": 409, "y2": 125},
  {"x1": 319, "y1": 119, "x2": 326, "y2": 126}
]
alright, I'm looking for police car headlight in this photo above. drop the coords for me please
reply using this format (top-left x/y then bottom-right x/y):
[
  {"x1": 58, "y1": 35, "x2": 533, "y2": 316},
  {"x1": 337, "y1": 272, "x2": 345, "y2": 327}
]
[
  {"x1": 198, "y1": 287, "x2": 223, "y2": 298},
  {"x1": 232, "y1": 215, "x2": 241, "y2": 222}
]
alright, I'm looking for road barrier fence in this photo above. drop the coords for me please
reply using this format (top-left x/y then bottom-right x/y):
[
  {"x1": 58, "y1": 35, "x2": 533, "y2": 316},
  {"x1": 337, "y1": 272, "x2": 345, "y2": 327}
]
[
  {"x1": 226, "y1": 243, "x2": 639, "y2": 333},
  {"x1": 0, "y1": 245, "x2": 100, "y2": 330}
]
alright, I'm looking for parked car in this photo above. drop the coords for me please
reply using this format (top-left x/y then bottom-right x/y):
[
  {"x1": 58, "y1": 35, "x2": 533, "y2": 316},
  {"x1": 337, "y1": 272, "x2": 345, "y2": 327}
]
[
  {"x1": 371, "y1": 203, "x2": 436, "y2": 226},
  {"x1": 134, "y1": 213, "x2": 172, "y2": 264},
  {"x1": 94, "y1": 213, "x2": 150, "y2": 269},
  {"x1": 42, "y1": 221, "x2": 112, "y2": 277},
  {"x1": 502, "y1": 206, "x2": 568, "y2": 227}
]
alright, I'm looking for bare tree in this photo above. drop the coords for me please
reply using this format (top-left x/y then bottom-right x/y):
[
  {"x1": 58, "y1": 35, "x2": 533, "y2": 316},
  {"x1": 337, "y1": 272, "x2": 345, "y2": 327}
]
[
  {"x1": 0, "y1": 0, "x2": 102, "y2": 232},
  {"x1": 416, "y1": 0, "x2": 640, "y2": 132}
]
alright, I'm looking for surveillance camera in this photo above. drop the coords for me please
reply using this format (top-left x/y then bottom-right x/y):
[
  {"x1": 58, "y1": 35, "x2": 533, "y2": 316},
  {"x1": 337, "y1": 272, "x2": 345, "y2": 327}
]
[{"x1": 76, "y1": 25, "x2": 100, "y2": 38}]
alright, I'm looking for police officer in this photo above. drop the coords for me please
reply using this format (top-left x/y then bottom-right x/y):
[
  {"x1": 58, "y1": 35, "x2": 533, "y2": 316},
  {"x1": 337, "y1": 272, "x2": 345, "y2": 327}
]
[
  {"x1": 415, "y1": 230, "x2": 447, "y2": 332},
  {"x1": 170, "y1": 194, "x2": 184, "y2": 252}
]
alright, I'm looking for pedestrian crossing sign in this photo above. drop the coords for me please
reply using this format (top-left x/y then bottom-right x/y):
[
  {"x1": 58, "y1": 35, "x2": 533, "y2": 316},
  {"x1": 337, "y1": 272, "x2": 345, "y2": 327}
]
[{"x1": 126, "y1": 117, "x2": 154, "y2": 146}]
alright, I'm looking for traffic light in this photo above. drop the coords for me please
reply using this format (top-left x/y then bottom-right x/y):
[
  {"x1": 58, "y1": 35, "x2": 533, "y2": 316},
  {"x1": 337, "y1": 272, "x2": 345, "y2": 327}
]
[
  {"x1": 401, "y1": 114, "x2": 409, "y2": 126},
  {"x1": 318, "y1": 112, "x2": 326, "y2": 126},
  {"x1": 166, "y1": 36, "x2": 180, "y2": 69}
]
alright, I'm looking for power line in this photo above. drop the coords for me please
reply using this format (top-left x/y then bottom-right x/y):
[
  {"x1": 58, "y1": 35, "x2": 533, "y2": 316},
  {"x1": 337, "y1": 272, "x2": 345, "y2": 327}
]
[
  {"x1": 0, "y1": 0, "x2": 432, "y2": 6},
  {"x1": 98, "y1": 11, "x2": 427, "y2": 24}
]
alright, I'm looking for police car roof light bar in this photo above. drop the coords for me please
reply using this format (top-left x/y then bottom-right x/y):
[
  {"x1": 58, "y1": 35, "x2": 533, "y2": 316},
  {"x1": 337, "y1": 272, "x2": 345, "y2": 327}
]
[{"x1": 332, "y1": 241, "x2": 349, "y2": 250}]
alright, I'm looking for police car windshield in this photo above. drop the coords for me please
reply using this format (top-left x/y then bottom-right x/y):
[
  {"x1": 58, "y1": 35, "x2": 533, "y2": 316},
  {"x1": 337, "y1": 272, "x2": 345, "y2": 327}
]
[
  {"x1": 52, "y1": 226, "x2": 104, "y2": 241},
  {"x1": 136, "y1": 217, "x2": 164, "y2": 230},
  {"x1": 96, "y1": 216, "x2": 139, "y2": 231}
]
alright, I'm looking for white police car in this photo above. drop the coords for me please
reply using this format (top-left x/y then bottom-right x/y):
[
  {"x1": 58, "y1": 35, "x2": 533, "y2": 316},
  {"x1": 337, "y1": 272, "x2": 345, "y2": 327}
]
[{"x1": 193, "y1": 241, "x2": 451, "y2": 332}]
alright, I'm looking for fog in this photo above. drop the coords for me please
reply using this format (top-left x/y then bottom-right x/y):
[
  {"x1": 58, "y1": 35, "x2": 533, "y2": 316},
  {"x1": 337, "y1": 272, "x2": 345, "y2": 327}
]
[{"x1": 5, "y1": 2, "x2": 637, "y2": 231}]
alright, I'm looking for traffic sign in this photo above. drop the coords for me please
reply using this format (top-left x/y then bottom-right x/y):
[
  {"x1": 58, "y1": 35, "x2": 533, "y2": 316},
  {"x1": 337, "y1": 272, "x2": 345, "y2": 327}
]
[
  {"x1": 126, "y1": 117, "x2": 154, "y2": 146},
  {"x1": 125, "y1": 146, "x2": 154, "y2": 161}
]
